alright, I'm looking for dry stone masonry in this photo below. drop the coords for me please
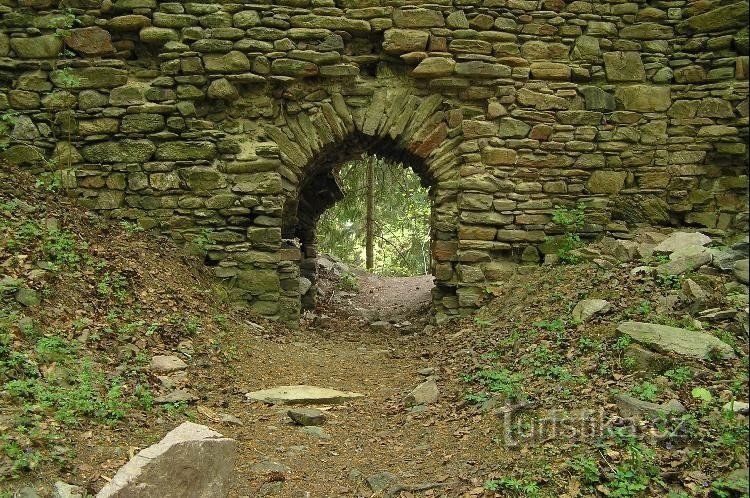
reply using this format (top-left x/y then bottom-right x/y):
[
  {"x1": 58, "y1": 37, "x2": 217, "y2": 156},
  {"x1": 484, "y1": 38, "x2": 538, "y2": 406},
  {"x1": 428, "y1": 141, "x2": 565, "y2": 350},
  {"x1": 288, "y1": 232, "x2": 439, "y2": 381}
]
[{"x1": 1, "y1": 0, "x2": 748, "y2": 324}]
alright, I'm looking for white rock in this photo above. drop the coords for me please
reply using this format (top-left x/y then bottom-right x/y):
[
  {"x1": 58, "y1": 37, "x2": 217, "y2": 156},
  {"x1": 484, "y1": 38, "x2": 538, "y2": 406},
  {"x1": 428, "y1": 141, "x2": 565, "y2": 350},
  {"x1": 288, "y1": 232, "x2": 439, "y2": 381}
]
[
  {"x1": 245, "y1": 385, "x2": 364, "y2": 405},
  {"x1": 653, "y1": 231, "x2": 711, "y2": 255},
  {"x1": 722, "y1": 401, "x2": 749, "y2": 414},
  {"x1": 53, "y1": 482, "x2": 83, "y2": 498},
  {"x1": 405, "y1": 378, "x2": 439, "y2": 407},
  {"x1": 734, "y1": 259, "x2": 749, "y2": 284},
  {"x1": 299, "y1": 277, "x2": 312, "y2": 296},
  {"x1": 572, "y1": 299, "x2": 610, "y2": 322},
  {"x1": 96, "y1": 422, "x2": 237, "y2": 498},
  {"x1": 149, "y1": 355, "x2": 187, "y2": 373}
]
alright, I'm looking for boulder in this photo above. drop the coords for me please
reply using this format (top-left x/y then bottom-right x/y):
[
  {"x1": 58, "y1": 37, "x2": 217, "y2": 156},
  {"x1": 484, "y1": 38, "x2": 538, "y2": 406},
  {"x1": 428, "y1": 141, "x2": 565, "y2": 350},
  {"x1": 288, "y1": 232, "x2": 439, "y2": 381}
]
[
  {"x1": 96, "y1": 422, "x2": 237, "y2": 498},
  {"x1": 405, "y1": 378, "x2": 439, "y2": 407},
  {"x1": 657, "y1": 250, "x2": 712, "y2": 276},
  {"x1": 614, "y1": 394, "x2": 685, "y2": 419},
  {"x1": 722, "y1": 401, "x2": 750, "y2": 415},
  {"x1": 734, "y1": 259, "x2": 749, "y2": 284},
  {"x1": 652, "y1": 231, "x2": 711, "y2": 254},
  {"x1": 246, "y1": 385, "x2": 364, "y2": 405},
  {"x1": 287, "y1": 407, "x2": 326, "y2": 426},
  {"x1": 149, "y1": 355, "x2": 187, "y2": 373},
  {"x1": 64, "y1": 27, "x2": 115, "y2": 56},
  {"x1": 52, "y1": 482, "x2": 83, "y2": 498},
  {"x1": 572, "y1": 299, "x2": 610, "y2": 322},
  {"x1": 682, "y1": 278, "x2": 707, "y2": 303},
  {"x1": 617, "y1": 321, "x2": 735, "y2": 359}
]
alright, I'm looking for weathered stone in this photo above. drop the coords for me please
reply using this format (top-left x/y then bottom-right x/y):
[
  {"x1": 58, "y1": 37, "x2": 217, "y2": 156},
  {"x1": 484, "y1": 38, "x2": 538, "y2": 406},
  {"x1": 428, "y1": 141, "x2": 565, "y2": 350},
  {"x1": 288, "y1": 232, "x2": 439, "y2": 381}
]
[
  {"x1": 586, "y1": 171, "x2": 627, "y2": 194},
  {"x1": 620, "y1": 22, "x2": 673, "y2": 39},
  {"x1": 156, "y1": 142, "x2": 216, "y2": 161},
  {"x1": 16, "y1": 287, "x2": 41, "y2": 307},
  {"x1": 121, "y1": 114, "x2": 165, "y2": 133},
  {"x1": 393, "y1": 8, "x2": 444, "y2": 28},
  {"x1": 246, "y1": 385, "x2": 364, "y2": 405},
  {"x1": 207, "y1": 78, "x2": 239, "y2": 100},
  {"x1": 580, "y1": 86, "x2": 616, "y2": 111},
  {"x1": 617, "y1": 321, "x2": 735, "y2": 359},
  {"x1": 412, "y1": 57, "x2": 454, "y2": 77},
  {"x1": 96, "y1": 422, "x2": 236, "y2": 498},
  {"x1": 530, "y1": 62, "x2": 571, "y2": 80},
  {"x1": 603, "y1": 51, "x2": 646, "y2": 81},
  {"x1": 383, "y1": 29, "x2": 428, "y2": 54},
  {"x1": 64, "y1": 27, "x2": 115, "y2": 56},
  {"x1": 271, "y1": 58, "x2": 318, "y2": 77},
  {"x1": 652, "y1": 231, "x2": 711, "y2": 254},
  {"x1": 149, "y1": 355, "x2": 188, "y2": 373},
  {"x1": 734, "y1": 259, "x2": 749, "y2": 284},
  {"x1": 615, "y1": 85, "x2": 671, "y2": 112},
  {"x1": 615, "y1": 394, "x2": 686, "y2": 419},
  {"x1": 140, "y1": 27, "x2": 178, "y2": 44},
  {"x1": 53, "y1": 481, "x2": 83, "y2": 498},
  {"x1": 203, "y1": 51, "x2": 251, "y2": 72},
  {"x1": 680, "y1": 2, "x2": 749, "y2": 33},
  {"x1": 82, "y1": 140, "x2": 156, "y2": 163},
  {"x1": 10, "y1": 35, "x2": 62, "y2": 58},
  {"x1": 108, "y1": 15, "x2": 152, "y2": 31},
  {"x1": 572, "y1": 299, "x2": 610, "y2": 322},
  {"x1": 405, "y1": 378, "x2": 439, "y2": 407},
  {"x1": 287, "y1": 408, "x2": 326, "y2": 426},
  {"x1": 51, "y1": 67, "x2": 128, "y2": 89}
]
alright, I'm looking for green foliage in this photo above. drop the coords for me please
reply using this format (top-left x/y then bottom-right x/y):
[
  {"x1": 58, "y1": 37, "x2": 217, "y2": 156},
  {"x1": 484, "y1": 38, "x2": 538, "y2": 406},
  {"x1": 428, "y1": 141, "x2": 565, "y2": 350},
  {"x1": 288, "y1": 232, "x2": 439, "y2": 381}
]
[
  {"x1": 317, "y1": 154, "x2": 431, "y2": 276},
  {"x1": 630, "y1": 381, "x2": 658, "y2": 401},
  {"x1": 0, "y1": 110, "x2": 19, "y2": 137},
  {"x1": 567, "y1": 455, "x2": 601, "y2": 484},
  {"x1": 120, "y1": 220, "x2": 144, "y2": 233},
  {"x1": 484, "y1": 477, "x2": 540, "y2": 497},
  {"x1": 53, "y1": 67, "x2": 82, "y2": 88},
  {"x1": 691, "y1": 387, "x2": 713, "y2": 403},
  {"x1": 465, "y1": 369, "x2": 525, "y2": 402},
  {"x1": 549, "y1": 203, "x2": 586, "y2": 264},
  {"x1": 338, "y1": 271, "x2": 360, "y2": 291},
  {"x1": 664, "y1": 367, "x2": 694, "y2": 388}
]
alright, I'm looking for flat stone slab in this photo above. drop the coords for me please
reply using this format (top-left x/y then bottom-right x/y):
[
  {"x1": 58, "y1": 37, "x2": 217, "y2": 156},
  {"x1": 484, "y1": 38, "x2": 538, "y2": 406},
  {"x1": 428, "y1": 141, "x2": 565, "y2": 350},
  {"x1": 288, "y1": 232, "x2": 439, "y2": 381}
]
[
  {"x1": 652, "y1": 231, "x2": 711, "y2": 254},
  {"x1": 617, "y1": 321, "x2": 735, "y2": 360},
  {"x1": 245, "y1": 385, "x2": 364, "y2": 405}
]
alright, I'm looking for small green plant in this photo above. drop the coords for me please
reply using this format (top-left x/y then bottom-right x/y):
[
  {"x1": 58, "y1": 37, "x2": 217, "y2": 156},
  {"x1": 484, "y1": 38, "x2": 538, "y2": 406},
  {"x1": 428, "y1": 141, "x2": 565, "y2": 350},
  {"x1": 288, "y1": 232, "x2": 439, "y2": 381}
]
[
  {"x1": 0, "y1": 110, "x2": 20, "y2": 136},
  {"x1": 549, "y1": 203, "x2": 586, "y2": 264},
  {"x1": 630, "y1": 381, "x2": 659, "y2": 402},
  {"x1": 712, "y1": 329, "x2": 738, "y2": 351},
  {"x1": 191, "y1": 229, "x2": 212, "y2": 252},
  {"x1": 120, "y1": 220, "x2": 144, "y2": 233},
  {"x1": 465, "y1": 369, "x2": 525, "y2": 402},
  {"x1": 484, "y1": 477, "x2": 540, "y2": 497},
  {"x1": 339, "y1": 271, "x2": 360, "y2": 291},
  {"x1": 567, "y1": 455, "x2": 600, "y2": 484},
  {"x1": 655, "y1": 272, "x2": 681, "y2": 289},
  {"x1": 664, "y1": 367, "x2": 694, "y2": 388},
  {"x1": 53, "y1": 67, "x2": 83, "y2": 88},
  {"x1": 97, "y1": 272, "x2": 129, "y2": 301}
]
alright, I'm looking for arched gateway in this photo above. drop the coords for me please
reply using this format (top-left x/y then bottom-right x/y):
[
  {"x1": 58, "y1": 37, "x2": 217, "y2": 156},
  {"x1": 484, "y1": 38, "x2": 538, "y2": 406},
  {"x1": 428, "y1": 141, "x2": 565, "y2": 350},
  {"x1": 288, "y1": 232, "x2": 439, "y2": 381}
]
[{"x1": 2, "y1": 0, "x2": 747, "y2": 324}]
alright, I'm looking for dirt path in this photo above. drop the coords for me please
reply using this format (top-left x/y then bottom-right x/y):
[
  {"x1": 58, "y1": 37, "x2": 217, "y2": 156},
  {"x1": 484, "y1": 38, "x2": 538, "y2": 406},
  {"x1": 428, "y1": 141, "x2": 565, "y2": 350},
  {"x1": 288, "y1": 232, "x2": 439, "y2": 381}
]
[
  {"x1": 213, "y1": 319, "x2": 490, "y2": 497},
  {"x1": 198, "y1": 276, "x2": 495, "y2": 497}
]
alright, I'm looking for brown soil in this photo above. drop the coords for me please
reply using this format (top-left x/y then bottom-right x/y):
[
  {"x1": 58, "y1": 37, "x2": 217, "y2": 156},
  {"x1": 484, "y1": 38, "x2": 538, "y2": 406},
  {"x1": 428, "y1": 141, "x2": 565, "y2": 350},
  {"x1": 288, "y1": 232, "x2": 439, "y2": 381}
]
[{"x1": 2, "y1": 166, "x2": 748, "y2": 498}]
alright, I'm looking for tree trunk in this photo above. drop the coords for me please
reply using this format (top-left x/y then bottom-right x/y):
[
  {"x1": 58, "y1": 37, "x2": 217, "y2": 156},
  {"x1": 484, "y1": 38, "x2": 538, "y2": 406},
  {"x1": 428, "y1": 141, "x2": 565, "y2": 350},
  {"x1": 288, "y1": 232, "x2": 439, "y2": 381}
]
[{"x1": 365, "y1": 157, "x2": 375, "y2": 270}]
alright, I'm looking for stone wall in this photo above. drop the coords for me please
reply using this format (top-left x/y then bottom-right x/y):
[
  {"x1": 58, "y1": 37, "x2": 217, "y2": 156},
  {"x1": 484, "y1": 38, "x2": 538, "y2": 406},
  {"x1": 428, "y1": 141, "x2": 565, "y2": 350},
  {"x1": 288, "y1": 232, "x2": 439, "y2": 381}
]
[{"x1": 1, "y1": 0, "x2": 748, "y2": 324}]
